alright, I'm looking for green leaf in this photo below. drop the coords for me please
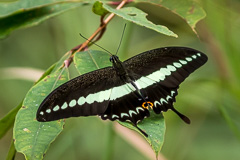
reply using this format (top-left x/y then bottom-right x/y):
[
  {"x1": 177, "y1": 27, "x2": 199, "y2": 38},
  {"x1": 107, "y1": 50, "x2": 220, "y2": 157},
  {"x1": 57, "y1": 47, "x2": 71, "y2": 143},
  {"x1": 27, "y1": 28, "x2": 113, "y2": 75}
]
[
  {"x1": 0, "y1": 101, "x2": 22, "y2": 139},
  {"x1": 74, "y1": 50, "x2": 166, "y2": 155},
  {"x1": 0, "y1": 62, "x2": 56, "y2": 140},
  {"x1": 74, "y1": 50, "x2": 112, "y2": 74},
  {"x1": 118, "y1": 111, "x2": 165, "y2": 156},
  {"x1": 0, "y1": 1, "x2": 85, "y2": 39},
  {"x1": 13, "y1": 68, "x2": 69, "y2": 160},
  {"x1": 35, "y1": 63, "x2": 57, "y2": 84},
  {"x1": 135, "y1": 0, "x2": 206, "y2": 32},
  {"x1": 6, "y1": 139, "x2": 16, "y2": 160},
  {"x1": 0, "y1": 0, "x2": 84, "y2": 17},
  {"x1": 92, "y1": 1, "x2": 109, "y2": 16},
  {"x1": 51, "y1": 51, "x2": 72, "y2": 73},
  {"x1": 0, "y1": 0, "x2": 18, "y2": 3},
  {"x1": 103, "y1": 4, "x2": 178, "y2": 37}
]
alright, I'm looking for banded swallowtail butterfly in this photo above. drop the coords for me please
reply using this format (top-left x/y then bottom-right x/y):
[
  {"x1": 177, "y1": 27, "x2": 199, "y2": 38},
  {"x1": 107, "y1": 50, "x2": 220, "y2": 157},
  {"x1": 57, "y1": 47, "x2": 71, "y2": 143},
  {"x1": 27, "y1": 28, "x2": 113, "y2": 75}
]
[{"x1": 36, "y1": 47, "x2": 207, "y2": 137}]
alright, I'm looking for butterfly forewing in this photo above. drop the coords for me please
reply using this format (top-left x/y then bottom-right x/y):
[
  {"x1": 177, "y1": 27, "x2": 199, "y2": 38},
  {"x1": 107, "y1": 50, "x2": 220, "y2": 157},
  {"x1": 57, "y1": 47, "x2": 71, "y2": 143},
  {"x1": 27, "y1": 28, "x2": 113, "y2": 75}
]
[
  {"x1": 124, "y1": 47, "x2": 208, "y2": 88},
  {"x1": 37, "y1": 67, "x2": 124, "y2": 122}
]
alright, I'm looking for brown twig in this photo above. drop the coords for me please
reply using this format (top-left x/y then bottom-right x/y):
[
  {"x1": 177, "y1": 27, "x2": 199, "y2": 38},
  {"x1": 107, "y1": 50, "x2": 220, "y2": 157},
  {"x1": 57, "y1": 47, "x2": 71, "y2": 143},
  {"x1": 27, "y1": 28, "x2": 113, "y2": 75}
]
[
  {"x1": 75, "y1": 0, "x2": 128, "y2": 53},
  {"x1": 107, "y1": 0, "x2": 133, "y2": 6},
  {"x1": 62, "y1": 0, "x2": 129, "y2": 69}
]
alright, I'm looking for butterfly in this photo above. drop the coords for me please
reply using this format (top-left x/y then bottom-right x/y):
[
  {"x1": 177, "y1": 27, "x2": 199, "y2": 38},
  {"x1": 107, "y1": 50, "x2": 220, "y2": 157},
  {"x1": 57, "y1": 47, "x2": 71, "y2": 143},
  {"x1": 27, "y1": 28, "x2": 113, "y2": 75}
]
[{"x1": 36, "y1": 47, "x2": 208, "y2": 137}]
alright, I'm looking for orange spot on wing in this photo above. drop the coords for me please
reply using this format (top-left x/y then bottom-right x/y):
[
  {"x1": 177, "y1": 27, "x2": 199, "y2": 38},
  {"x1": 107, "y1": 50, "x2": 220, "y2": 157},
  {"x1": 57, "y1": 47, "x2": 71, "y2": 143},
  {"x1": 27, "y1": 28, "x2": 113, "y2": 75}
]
[{"x1": 142, "y1": 101, "x2": 153, "y2": 109}]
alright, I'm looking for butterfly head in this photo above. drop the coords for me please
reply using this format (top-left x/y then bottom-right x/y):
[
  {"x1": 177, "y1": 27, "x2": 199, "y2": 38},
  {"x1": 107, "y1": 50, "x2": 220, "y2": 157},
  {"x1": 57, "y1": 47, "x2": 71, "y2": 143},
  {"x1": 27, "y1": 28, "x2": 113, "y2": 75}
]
[
  {"x1": 110, "y1": 55, "x2": 126, "y2": 75},
  {"x1": 109, "y1": 55, "x2": 120, "y2": 63},
  {"x1": 110, "y1": 55, "x2": 122, "y2": 68}
]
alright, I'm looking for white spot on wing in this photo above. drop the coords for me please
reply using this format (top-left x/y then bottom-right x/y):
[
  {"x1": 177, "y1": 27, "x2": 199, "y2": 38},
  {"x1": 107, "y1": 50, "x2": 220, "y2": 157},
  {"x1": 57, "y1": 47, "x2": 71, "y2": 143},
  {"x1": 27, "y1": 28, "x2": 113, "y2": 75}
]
[
  {"x1": 179, "y1": 60, "x2": 187, "y2": 64},
  {"x1": 46, "y1": 109, "x2": 51, "y2": 113},
  {"x1": 186, "y1": 57, "x2": 192, "y2": 62},
  {"x1": 129, "y1": 110, "x2": 137, "y2": 117},
  {"x1": 61, "y1": 102, "x2": 68, "y2": 109},
  {"x1": 53, "y1": 105, "x2": 60, "y2": 111},
  {"x1": 192, "y1": 55, "x2": 197, "y2": 59},
  {"x1": 112, "y1": 115, "x2": 119, "y2": 119},
  {"x1": 120, "y1": 113, "x2": 129, "y2": 118},
  {"x1": 154, "y1": 101, "x2": 161, "y2": 106},
  {"x1": 171, "y1": 91, "x2": 176, "y2": 96},
  {"x1": 160, "y1": 68, "x2": 171, "y2": 76},
  {"x1": 173, "y1": 62, "x2": 182, "y2": 68},
  {"x1": 166, "y1": 95, "x2": 172, "y2": 101},
  {"x1": 160, "y1": 98, "x2": 168, "y2": 104},
  {"x1": 136, "y1": 107, "x2": 144, "y2": 113},
  {"x1": 85, "y1": 94, "x2": 95, "y2": 104},
  {"x1": 166, "y1": 65, "x2": 176, "y2": 72},
  {"x1": 69, "y1": 99, "x2": 77, "y2": 107},
  {"x1": 78, "y1": 97, "x2": 85, "y2": 105}
]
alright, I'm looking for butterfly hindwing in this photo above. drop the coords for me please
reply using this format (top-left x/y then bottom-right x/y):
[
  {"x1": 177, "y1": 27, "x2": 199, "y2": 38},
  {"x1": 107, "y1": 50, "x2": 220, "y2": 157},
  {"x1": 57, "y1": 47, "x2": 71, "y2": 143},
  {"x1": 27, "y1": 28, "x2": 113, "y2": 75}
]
[
  {"x1": 101, "y1": 84, "x2": 150, "y2": 124},
  {"x1": 99, "y1": 75, "x2": 180, "y2": 125}
]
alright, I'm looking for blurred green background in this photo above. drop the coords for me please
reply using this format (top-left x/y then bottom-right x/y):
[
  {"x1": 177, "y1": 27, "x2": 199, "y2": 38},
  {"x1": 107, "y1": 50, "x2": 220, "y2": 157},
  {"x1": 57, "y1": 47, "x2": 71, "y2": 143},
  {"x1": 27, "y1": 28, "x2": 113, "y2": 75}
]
[{"x1": 0, "y1": 0, "x2": 240, "y2": 159}]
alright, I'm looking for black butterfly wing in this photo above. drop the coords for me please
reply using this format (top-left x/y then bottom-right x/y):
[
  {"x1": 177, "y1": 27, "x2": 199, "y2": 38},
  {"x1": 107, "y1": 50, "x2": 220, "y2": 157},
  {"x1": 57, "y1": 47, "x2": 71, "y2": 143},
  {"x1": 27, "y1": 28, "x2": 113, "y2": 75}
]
[
  {"x1": 101, "y1": 83, "x2": 150, "y2": 124},
  {"x1": 37, "y1": 47, "x2": 207, "y2": 126},
  {"x1": 124, "y1": 47, "x2": 207, "y2": 88},
  {"x1": 36, "y1": 67, "x2": 125, "y2": 122},
  {"x1": 121, "y1": 47, "x2": 208, "y2": 123}
]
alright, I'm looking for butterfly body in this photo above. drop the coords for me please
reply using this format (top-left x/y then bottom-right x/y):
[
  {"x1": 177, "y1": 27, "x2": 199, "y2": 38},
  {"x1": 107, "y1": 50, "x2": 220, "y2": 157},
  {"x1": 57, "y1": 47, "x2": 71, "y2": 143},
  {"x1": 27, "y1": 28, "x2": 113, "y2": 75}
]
[{"x1": 37, "y1": 47, "x2": 207, "y2": 136}]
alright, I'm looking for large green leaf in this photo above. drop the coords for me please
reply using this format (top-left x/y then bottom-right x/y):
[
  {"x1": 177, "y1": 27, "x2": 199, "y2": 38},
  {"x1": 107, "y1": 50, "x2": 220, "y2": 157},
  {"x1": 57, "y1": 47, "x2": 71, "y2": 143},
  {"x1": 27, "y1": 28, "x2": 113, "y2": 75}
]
[
  {"x1": 0, "y1": 0, "x2": 87, "y2": 39},
  {"x1": 135, "y1": 0, "x2": 206, "y2": 32},
  {"x1": 118, "y1": 111, "x2": 165, "y2": 156},
  {"x1": 102, "y1": 3, "x2": 178, "y2": 37},
  {"x1": 0, "y1": 101, "x2": 22, "y2": 139},
  {"x1": 0, "y1": 0, "x2": 83, "y2": 17},
  {"x1": 51, "y1": 51, "x2": 72, "y2": 73},
  {"x1": 74, "y1": 50, "x2": 112, "y2": 74},
  {"x1": 0, "y1": 0, "x2": 18, "y2": 3},
  {"x1": 6, "y1": 139, "x2": 16, "y2": 160},
  {"x1": 13, "y1": 68, "x2": 69, "y2": 160},
  {"x1": 0, "y1": 63, "x2": 56, "y2": 140},
  {"x1": 74, "y1": 50, "x2": 166, "y2": 155}
]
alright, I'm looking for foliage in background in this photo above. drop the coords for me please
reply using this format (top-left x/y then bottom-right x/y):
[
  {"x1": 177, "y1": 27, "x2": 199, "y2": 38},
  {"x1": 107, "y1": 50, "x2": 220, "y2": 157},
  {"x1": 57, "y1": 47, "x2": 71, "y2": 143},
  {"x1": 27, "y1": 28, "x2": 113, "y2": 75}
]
[{"x1": 0, "y1": 0, "x2": 240, "y2": 160}]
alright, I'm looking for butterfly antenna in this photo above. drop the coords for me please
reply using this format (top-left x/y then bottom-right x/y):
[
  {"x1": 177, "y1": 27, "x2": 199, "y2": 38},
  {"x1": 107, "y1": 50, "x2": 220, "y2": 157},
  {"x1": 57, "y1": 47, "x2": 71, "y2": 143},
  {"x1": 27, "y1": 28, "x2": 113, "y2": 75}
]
[
  {"x1": 79, "y1": 33, "x2": 113, "y2": 56},
  {"x1": 115, "y1": 23, "x2": 127, "y2": 55}
]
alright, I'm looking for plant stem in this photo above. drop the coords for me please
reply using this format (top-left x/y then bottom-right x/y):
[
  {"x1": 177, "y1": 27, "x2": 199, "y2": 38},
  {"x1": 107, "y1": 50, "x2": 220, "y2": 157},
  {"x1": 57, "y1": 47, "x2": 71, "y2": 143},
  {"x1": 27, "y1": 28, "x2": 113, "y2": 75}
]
[{"x1": 75, "y1": 0, "x2": 129, "y2": 53}]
